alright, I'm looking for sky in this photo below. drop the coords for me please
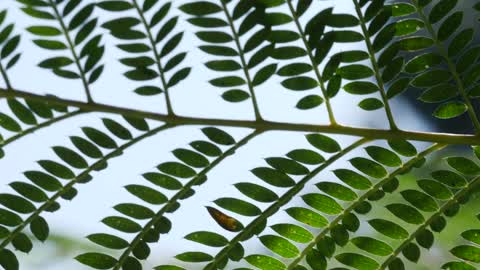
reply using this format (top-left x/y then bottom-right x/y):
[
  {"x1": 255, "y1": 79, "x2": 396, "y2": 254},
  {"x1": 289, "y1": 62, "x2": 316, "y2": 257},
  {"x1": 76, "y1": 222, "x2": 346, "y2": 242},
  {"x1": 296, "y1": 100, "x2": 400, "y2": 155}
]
[{"x1": 0, "y1": 0, "x2": 437, "y2": 269}]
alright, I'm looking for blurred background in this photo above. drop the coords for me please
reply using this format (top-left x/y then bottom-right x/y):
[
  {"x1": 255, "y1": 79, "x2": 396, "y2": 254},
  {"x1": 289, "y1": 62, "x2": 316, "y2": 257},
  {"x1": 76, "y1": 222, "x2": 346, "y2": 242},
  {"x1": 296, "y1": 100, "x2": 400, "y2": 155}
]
[{"x1": 0, "y1": 0, "x2": 478, "y2": 269}]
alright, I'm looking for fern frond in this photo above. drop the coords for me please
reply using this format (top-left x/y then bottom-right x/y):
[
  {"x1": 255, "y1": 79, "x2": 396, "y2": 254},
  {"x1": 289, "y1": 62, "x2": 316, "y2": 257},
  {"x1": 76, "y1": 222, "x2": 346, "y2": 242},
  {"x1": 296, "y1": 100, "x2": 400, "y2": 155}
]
[
  {"x1": 157, "y1": 135, "x2": 368, "y2": 269},
  {"x1": 76, "y1": 127, "x2": 261, "y2": 269},
  {"x1": 0, "y1": 120, "x2": 171, "y2": 267},
  {"x1": 181, "y1": 0, "x2": 280, "y2": 120},
  {"x1": 99, "y1": 0, "x2": 190, "y2": 114},
  {"x1": 287, "y1": 142, "x2": 444, "y2": 269},
  {"x1": 18, "y1": 0, "x2": 105, "y2": 102},
  {"x1": 351, "y1": 0, "x2": 398, "y2": 129},
  {"x1": 0, "y1": 9, "x2": 88, "y2": 160}
]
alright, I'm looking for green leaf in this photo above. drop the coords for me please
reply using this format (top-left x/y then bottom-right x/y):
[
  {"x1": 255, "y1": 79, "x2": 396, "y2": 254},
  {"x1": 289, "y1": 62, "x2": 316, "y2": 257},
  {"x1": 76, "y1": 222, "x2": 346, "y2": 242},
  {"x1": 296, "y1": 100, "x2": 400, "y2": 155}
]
[
  {"x1": 245, "y1": 255, "x2": 286, "y2": 270},
  {"x1": 124, "y1": 68, "x2": 158, "y2": 81},
  {"x1": 252, "y1": 167, "x2": 295, "y2": 187},
  {"x1": 82, "y1": 127, "x2": 117, "y2": 149},
  {"x1": 0, "y1": 208, "x2": 22, "y2": 226},
  {"x1": 271, "y1": 223, "x2": 313, "y2": 243},
  {"x1": 102, "y1": 216, "x2": 141, "y2": 233},
  {"x1": 157, "y1": 162, "x2": 196, "y2": 178},
  {"x1": 205, "y1": 60, "x2": 241, "y2": 71},
  {"x1": 368, "y1": 219, "x2": 408, "y2": 239},
  {"x1": 173, "y1": 148, "x2": 209, "y2": 168},
  {"x1": 76, "y1": 253, "x2": 117, "y2": 269},
  {"x1": 185, "y1": 231, "x2": 228, "y2": 247},
  {"x1": 277, "y1": 63, "x2": 312, "y2": 76},
  {"x1": 30, "y1": 216, "x2": 49, "y2": 242},
  {"x1": 53, "y1": 146, "x2": 88, "y2": 169},
  {"x1": 344, "y1": 81, "x2": 379, "y2": 95},
  {"x1": 253, "y1": 64, "x2": 277, "y2": 86},
  {"x1": 286, "y1": 207, "x2": 328, "y2": 228},
  {"x1": 429, "y1": 0, "x2": 458, "y2": 24},
  {"x1": 281, "y1": 76, "x2": 318, "y2": 91},
  {"x1": 418, "y1": 179, "x2": 453, "y2": 200},
  {"x1": 7, "y1": 99, "x2": 37, "y2": 125},
  {"x1": 38, "y1": 160, "x2": 75, "y2": 179},
  {"x1": 27, "y1": 26, "x2": 61, "y2": 36},
  {"x1": 214, "y1": 197, "x2": 261, "y2": 216},
  {"x1": 296, "y1": 95, "x2": 323, "y2": 110},
  {"x1": 431, "y1": 170, "x2": 467, "y2": 188},
  {"x1": 202, "y1": 127, "x2": 235, "y2": 145},
  {"x1": 451, "y1": 245, "x2": 480, "y2": 263},
  {"x1": 306, "y1": 134, "x2": 340, "y2": 153},
  {"x1": 334, "y1": 169, "x2": 372, "y2": 190},
  {"x1": 352, "y1": 237, "x2": 393, "y2": 256},
  {"x1": 316, "y1": 182, "x2": 357, "y2": 201},
  {"x1": 359, "y1": 98, "x2": 384, "y2": 111},
  {"x1": 398, "y1": 37, "x2": 434, "y2": 51},
  {"x1": 97, "y1": 1, "x2": 133, "y2": 11},
  {"x1": 266, "y1": 157, "x2": 309, "y2": 175},
  {"x1": 365, "y1": 146, "x2": 402, "y2": 167},
  {"x1": 447, "y1": 157, "x2": 480, "y2": 175},
  {"x1": 303, "y1": 194, "x2": 343, "y2": 215},
  {"x1": 0, "y1": 194, "x2": 35, "y2": 214},
  {"x1": 190, "y1": 140, "x2": 222, "y2": 157},
  {"x1": 125, "y1": 185, "x2": 167, "y2": 205},
  {"x1": 222, "y1": 89, "x2": 250, "y2": 103},
  {"x1": 9, "y1": 182, "x2": 48, "y2": 203},
  {"x1": 287, "y1": 149, "x2": 324, "y2": 165},
  {"x1": 38, "y1": 57, "x2": 73, "y2": 69},
  {"x1": 142, "y1": 173, "x2": 182, "y2": 190},
  {"x1": 87, "y1": 233, "x2": 128, "y2": 249},
  {"x1": 259, "y1": 235, "x2": 299, "y2": 258},
  {"x1": 388, "y1": 139, "x2": 417, "y2": 157},
  {"x1": 336, "y1": 253, "x2": 379, "y2": 270},
  {"x1": 462, "y1": 230, "x2": 480, "y2": 245},
  {"x1": 71, "y1": 136, "x2": 103, "y2": 159},
  {"x1": 33, "y1": 39, "x2": 67, "y2": 50},
  {"x1": 180, "y1": 2, "x2": 222, "y2": 16},
  {"x1": 401, "y1": 190, "x2": 438, "y2": 212},
  {"x1": 337, "y1": 65, "x2": 374, "y2": 80},
  {"x1": 386, "y1": 203, "x2": 425, "y2": 224},
  {"x1": 0, "y1": 249, "x2": 18, "y2": 270},
  {"x1": 234, "y1": 182, "x2": 278, "y2": 203},
  {"x1": 114, "y1": 203, "x2": 155, "y2": 219},
  {"x1": 350, "y1": 157, "x2": 387, "y2": 178}
]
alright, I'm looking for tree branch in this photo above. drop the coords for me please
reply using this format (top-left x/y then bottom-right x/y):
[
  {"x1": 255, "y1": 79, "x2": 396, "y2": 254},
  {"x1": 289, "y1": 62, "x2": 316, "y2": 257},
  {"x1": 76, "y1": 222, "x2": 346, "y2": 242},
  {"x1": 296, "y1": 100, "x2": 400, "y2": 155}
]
[{"x1": 0, "y1": 88, "x2": 478, "y2": 144}]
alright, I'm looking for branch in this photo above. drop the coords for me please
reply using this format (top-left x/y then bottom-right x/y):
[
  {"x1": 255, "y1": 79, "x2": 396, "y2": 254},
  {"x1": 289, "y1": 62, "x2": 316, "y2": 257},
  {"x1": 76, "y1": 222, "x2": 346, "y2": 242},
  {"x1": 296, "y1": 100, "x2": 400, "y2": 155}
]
[
  {"x1": 352, "y1": 0, "x2": 398, "y2": 130},
  {"x1": 0, "y1": 110, "x2": 84, "y2": 148},
  {"x1": 0, "y1": 89, "x2": 478, "y2": 144},
  {"x1": 287, "y1": 143, "x2": 445, "y2": 269},
  {"x1": 379, "y1": 175, "x2": 480, "y2": 269},
  {"x1": 285, "y1": 0, "x2": 337, "y2": 125},
  {"x1": 112, "y1": 130, "x2": 262, "y2": 270},
  {"x1": 0, "y1": 124, "x2": 173, "y2": 252},
  {"x1": 219, "y1": 0, "x2": 263, "y2": 120},
  {"x1": 205, "y1": 138, "x2": 370, "y2": 269},
  {"x1": 410, "y1": 0, "x2": 480, "y2": 134}
]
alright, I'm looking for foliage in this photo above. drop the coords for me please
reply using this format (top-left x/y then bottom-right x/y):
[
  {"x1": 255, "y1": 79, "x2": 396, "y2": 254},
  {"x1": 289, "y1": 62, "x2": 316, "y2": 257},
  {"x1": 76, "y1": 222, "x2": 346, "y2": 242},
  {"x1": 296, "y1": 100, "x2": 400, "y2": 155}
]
[{"x1": 0, "y1": 0, "x2": 479, "y2": 269}]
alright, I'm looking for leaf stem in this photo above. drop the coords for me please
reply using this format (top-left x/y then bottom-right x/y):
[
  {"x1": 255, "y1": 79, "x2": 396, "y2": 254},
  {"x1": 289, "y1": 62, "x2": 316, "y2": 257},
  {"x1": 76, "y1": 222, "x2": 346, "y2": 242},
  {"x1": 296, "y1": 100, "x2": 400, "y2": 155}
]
[
  {"x1": 379, "y1": 175, "x2": 480, "y2": 269},
  {"x1": 287, "y1": 143, "x2": 445, "y2": 269},
  {"x1": 285, "y1": 0, "x2": 337, "y2": 125},
  {"x1": 219, "y1": 0, "x2": 263, "y2": 120},
  {"x1": 205, "y1": 138, "x2": 370, "y2": 270},
  {"x1": 0, "y1": 110, "x2": 84, "y2": 147},
  {"x1": 0, "y1": 124, "x2": 173, "y2": 252},
  {"x1": 48, "y1": 0, "x2": 94, "y2": 103},
  {"x1": 352, "y1": 0, "x2": 398, "y2": 130},
  {"x1": 112, "y1": 130, "x2": 263, "y2": 270},
  {"x1": 130, "y1": 0, "x2": 174, "y2": 115},
  {"x1": 410, "y1": 0, "x2": 480, "y2": 134},
  {"x1": 0, "y1": 89, "x2": 478, "y2": 144}
]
